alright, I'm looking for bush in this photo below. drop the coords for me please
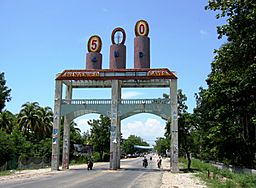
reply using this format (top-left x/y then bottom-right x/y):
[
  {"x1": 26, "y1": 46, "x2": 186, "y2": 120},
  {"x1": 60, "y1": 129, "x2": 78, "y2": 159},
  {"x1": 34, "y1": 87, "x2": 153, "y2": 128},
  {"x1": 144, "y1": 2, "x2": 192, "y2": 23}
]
[
  {"x1": 70, "y1": 155, "x2": 88, "y2": 165},
  {"x1": 92, "y1": 152, "x2": 101, "y2": 162},
  {"x1": 102, "y1": 153, "x2": 110, "y2": 162}
]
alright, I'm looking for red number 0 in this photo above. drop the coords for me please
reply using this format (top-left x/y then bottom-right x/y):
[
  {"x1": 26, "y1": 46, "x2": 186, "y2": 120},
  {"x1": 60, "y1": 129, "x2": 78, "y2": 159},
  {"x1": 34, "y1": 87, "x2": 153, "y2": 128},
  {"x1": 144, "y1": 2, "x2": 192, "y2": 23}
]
[
  {"x1": 91, "y1": 39, "x2": 97, "y2": 50},
  {"x1": 135, "y1": 20, "x2": 149, "y2": 36},
  {"x1": 139, "y1": 24, "x2": 145, "y2": 35}
]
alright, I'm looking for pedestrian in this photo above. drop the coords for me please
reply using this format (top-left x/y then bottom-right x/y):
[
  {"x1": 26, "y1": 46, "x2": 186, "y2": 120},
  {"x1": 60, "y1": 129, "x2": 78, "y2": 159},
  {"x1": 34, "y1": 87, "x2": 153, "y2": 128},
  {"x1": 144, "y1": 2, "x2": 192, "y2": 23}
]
[{"x1": 157, "y1": 156, "x2": 162, "y2": 168}]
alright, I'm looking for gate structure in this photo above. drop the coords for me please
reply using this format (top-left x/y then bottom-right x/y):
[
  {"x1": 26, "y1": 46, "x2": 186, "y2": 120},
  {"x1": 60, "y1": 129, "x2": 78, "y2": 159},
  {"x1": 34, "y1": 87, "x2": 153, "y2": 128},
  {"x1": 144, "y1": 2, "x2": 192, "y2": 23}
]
[
  {"x1": 52, "y1": 69, "x2": 178, "y2": 172},
  {"x1": 51, "y1": 20, "x2": 179, "y2": 172}
]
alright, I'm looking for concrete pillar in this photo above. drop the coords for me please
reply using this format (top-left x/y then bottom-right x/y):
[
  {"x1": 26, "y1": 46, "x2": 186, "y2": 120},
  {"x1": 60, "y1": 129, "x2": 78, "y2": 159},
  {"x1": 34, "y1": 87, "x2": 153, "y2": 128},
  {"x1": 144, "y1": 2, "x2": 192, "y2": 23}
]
[
  {"x1": 170, "y1": 78, "x2": 179, "y2": 173},
  {"x1": 110, "y1": 44, "x2": 126, "y2": 69},
  {"x1": 117, "y1": 85, "x2": 121, "y2": 168},
  {"x1": 110, "y1": 80, "x2": 121, "y2": 169},
  {"x1": 51, "y1": 80, "x2": 63, "y2": 171},
  {"x1": 134, "y1": 36, "x2": 150, "y2": 68},
  {"x1": 62, "y1": 85, "x2": 72, "y2": 170},
  {"x1": 86, "y1": 52, "x2": 102, "y2": 69}
]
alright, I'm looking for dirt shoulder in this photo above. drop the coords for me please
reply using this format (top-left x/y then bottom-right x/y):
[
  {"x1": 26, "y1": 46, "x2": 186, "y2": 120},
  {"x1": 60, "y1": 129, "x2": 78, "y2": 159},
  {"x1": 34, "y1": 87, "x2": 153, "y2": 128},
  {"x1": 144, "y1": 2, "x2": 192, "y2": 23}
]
[{"x1": 161, "y1": 158, "x2": 207, "y2": 188}]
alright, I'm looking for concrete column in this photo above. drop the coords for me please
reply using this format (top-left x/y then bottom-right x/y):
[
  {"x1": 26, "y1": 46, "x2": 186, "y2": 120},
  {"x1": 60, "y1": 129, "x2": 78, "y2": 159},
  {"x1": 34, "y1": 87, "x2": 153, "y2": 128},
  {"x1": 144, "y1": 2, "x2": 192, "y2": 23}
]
[
  {"x1": 86, "y1": 52, "x2": 102, "y2": 69},
  {"x1": 170, "y1": 78, "x2": 179, "y2": 173},
  {"x1": 51, "y1": 80, "x2": 63, "y2": 171},
  {"x1": 62, "y1": 85, "x2": 72, "y2": 170},
  {"x1": 110, "y1": 44, "x2": 126, "y2": 69},
  {"x1": 110, "y1": 80, "x2": 121, "y2": 169},
  {"x1": 117, "y1": 84, "x2": 121, "y2": 168},
  {"x1": 134, "y1": 36, "x2": 150, "y2": 68}
]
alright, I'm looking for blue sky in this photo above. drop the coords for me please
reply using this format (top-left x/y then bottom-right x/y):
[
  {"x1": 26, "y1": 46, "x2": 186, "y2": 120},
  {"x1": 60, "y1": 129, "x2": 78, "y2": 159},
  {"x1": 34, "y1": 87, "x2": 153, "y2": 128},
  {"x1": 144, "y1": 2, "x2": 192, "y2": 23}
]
[{"x1": 0, "y1": 0, "x2": 225, "y2": 145}]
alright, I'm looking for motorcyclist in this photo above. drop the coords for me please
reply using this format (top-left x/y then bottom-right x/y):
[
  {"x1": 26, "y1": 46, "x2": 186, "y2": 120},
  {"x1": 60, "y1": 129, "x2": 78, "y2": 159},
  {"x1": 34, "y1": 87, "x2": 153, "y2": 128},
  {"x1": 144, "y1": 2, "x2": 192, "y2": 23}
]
[
  {"x1": 87, "y1": 158, "x2": 93, "y2": 170},
  {"x1": 142, "y1": 156, "x2": 148, "y2": 168}
]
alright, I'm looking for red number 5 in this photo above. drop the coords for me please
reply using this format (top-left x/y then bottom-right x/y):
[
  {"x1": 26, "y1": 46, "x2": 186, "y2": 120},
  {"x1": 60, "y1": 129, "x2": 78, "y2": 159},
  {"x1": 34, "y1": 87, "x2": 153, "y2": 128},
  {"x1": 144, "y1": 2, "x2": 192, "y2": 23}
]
[
  {"x1": 91, "y1": 39, "x2": 97, "y2": 50},
  {"x1": 87, "y1": 35, "x2": 102, "y2": 53}
]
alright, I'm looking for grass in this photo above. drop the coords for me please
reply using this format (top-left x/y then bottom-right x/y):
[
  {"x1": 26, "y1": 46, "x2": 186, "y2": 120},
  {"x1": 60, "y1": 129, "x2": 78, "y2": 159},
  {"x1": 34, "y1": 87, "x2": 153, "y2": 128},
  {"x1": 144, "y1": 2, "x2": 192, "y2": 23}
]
[
  {"x1": 180, "y1": 157, "x2": 256, "y2": 188},
  {"x1": 0, "y1": 170, "x2": 14, "y2": 176}
]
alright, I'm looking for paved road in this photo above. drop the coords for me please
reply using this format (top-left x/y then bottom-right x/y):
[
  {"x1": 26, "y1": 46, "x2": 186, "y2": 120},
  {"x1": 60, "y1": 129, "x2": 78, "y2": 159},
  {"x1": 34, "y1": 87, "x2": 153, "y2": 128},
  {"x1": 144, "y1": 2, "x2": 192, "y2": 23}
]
[{"x1": 1, "y1": 157, "x2": 165, "y2": 188}]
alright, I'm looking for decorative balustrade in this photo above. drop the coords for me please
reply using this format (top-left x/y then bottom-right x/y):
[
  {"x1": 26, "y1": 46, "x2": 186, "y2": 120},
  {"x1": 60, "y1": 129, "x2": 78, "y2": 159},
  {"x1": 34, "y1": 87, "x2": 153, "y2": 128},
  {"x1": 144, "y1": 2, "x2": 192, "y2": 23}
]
[
  {"x1": 121, "y1": 98, "x2": 170, "y2": 104},
  {"x1": 62, "y1": 99, "x2": 112, "y2": 105},
  {"x1": 62, "y1": 98, "x2": 170, "y2": 105}
]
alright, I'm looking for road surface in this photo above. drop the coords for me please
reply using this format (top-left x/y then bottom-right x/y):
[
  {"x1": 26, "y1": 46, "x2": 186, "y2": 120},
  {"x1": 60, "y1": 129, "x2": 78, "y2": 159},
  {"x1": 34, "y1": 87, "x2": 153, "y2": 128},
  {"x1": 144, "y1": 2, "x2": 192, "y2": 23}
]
[{"x1": 0, "y1": 157, "x2": 165, "y2": 188}]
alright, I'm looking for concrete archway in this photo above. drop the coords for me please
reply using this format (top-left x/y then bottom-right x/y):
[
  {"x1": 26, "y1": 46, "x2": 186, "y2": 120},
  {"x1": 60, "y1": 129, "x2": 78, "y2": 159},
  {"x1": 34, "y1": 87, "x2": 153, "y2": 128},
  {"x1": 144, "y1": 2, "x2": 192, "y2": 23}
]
[{"x1": 52, "y1": 69, "x2": 178, "y2": 172}]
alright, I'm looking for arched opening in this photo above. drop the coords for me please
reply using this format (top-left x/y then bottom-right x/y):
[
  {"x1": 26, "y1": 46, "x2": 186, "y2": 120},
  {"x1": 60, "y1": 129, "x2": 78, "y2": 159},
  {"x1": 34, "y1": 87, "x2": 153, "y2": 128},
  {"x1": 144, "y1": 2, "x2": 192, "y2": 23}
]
[
  {"x1": 74, "y1": 114, "x2": 100, "y2": 134},
  {"x1": 121, "y1": 113, "x2": 166, "y2": 146},
  {"x1": 120, "y1": 113, "x2": 167, "y2": 170}
]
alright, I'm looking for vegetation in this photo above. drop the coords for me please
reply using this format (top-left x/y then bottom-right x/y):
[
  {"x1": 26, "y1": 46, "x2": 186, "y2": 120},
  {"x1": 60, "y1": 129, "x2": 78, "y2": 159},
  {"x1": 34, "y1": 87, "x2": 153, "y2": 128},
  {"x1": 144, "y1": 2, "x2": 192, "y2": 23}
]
[
  {"x1": 0, "y1": 72, "x2": 11, "y2": 112},
  {"x1": 122, "y1": 135, "x2": 149, "y2": 155},
  {"x1": 87, "y1": 115, "x2": 111, "y2": 161},
  {"x1": 194, "y1": 0, "x2": 256, "y2": 168},
  {"x1": 155, "y1": 90, "x2": 197, "y2": 171},
  {"x1": 155, "y1": 0, "x2": 256, "y2": 171},
  {"x1": 180, "y1": 157, "x2": 256, "y2": 188}
]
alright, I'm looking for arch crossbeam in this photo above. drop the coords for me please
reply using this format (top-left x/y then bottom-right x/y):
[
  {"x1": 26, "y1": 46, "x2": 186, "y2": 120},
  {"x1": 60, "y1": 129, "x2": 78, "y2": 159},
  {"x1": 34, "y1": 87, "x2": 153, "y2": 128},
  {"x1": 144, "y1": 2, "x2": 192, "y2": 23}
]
[{"x1": 60, "y1": 98, "x2": 171, "y2": 121}]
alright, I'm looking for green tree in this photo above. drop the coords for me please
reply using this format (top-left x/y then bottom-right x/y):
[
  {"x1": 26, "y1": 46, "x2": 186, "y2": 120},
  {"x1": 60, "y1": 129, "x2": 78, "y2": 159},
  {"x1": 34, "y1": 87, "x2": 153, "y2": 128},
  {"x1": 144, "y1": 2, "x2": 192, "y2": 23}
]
[
  {"x1": 37, "y1": 138, "x2": 52, "y2": 159},
  {"x1": 0, "y1": 130, "x2": 15, "y2": 166},
  {"x1": 70, "y1": 121, "x2": 82, "y2": 144},
  {"x1": 0, "y1": 72, "x2": 11, "y2": 112},
  {"x1": 194, "y1": 0, "x2": 256, "y2": 167},
  {"x1": 122, "y1": 135, "x2": 149, "y2": 155},
  {"x1": 10, "y1": 127, "x2": 33, "y2": 158},
  {"x1": 17, "y1": 102, "x2": 40, "y2": 140},
  {"x1": 163, "y1": 90, "x2": 197, "y2": 170},
  {"x1": 178, "y1": 113, "x2": 199, "y2": 170},
  {"x1": 0, "y1": 110, "x2": 16, "y2": 134},
  {"x1": 82, "y1": 130, "x2": 91, "y2": 145},
  {"x1": 154, "y1": 137, "x2": 169, "y2": 156},
  {"x1": 17, "y1": 102, "x2": 53, "y2": 142},
  {"x1": 88, "y1": 115, "x2": 110, "y2": 161},
  {"x1": 37, "y1": 106, "x2": 53, "y2": 139}
]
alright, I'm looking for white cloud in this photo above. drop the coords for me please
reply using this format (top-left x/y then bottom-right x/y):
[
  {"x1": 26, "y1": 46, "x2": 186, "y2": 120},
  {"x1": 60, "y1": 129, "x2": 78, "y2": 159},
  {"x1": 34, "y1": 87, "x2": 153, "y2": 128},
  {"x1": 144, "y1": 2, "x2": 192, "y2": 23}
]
[
  {"x1": 122, "y1": 91, "x2": 143, "y2": 99},
  {"x1": 199, "y1": 29, "x2": 208, "y2": 36},
  {"x1": 121, "y1": 118, "x2": 165, "y2": 146},
  {"x1": 75, "y1": 118, "x2": 91, "y2": 133}
]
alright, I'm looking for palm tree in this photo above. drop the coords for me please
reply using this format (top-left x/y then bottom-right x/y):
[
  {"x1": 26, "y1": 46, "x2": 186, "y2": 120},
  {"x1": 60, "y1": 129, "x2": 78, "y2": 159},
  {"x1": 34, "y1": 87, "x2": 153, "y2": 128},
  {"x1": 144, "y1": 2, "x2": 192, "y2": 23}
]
[
  {"x1": 17, "y1": 102, "x2": 40, "y2": 139},
  {"x1": 37, "y1": 106, "x2": 53, "y2": 139},
  {"x1": 0, "y1": 110, "x2": 15, "y2": 134},
  {"x1": 70, "y1": 121, "x2": 81, "y2": 134}
]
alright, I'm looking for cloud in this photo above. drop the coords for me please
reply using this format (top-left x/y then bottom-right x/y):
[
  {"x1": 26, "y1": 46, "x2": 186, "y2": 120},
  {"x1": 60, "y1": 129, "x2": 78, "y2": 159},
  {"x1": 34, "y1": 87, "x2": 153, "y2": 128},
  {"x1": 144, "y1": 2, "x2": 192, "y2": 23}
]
[
  {"x1": 121, "y1": 118, "x2": 165, "y2": 145},
  {"x1": 122, "y1": 91, "x2": 143, "y2": 99},
  {"x1": 199, "y1": 29, "x2": 208, "y2": 36},
  {"x1": 75, "y1": 118, "x2": 92, "y2": 134}
]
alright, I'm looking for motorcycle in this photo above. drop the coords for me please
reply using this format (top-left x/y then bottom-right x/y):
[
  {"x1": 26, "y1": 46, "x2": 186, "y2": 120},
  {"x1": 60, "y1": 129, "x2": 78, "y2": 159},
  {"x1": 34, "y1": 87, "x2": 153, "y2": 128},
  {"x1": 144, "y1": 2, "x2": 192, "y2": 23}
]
[
  {"x1": 142, "y1": 158, "x2": 148, "y2": 168},
  {"x1": 87, "y1": 160, "x2": 93, "y2": 170}
]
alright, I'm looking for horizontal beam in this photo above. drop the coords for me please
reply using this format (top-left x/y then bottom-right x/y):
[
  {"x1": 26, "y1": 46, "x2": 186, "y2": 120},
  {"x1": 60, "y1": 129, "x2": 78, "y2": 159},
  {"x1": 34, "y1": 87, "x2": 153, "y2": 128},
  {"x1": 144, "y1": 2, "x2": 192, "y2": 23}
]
[
  {"x1": 65, "y1": 79, "x2": 170, "y2": 88},
  {"x1": 56, "y1": 68, "x2": 177, "y2": 81}
]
